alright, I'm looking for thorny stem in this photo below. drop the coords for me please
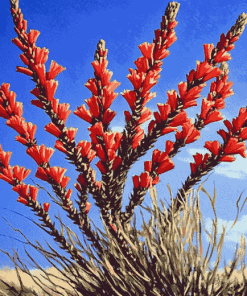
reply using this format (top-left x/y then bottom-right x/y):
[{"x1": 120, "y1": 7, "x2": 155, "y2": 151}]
[
  {"x1": 110, "y1": 2, "x2": 180, "y2": 223},
  {"x1": 114, "y1": 11, "x2": 247, "y2": 227},
  {"x1": 9, "y1": 0, "x2": 145, "y2": 273}
]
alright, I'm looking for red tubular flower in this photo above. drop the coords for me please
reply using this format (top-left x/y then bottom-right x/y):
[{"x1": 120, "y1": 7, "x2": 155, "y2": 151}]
[
  {"x1": 34, "y1": 47, "x2": 49, "y2": 65},
  {"x1": 45, "y1": 166, "x2": 67, "y2": 184},
  {"x1": 134, "y1": 56, "x2": 149, "y2": 73},
  {"x1": 65, "y1": 127, "x2": 78, "y2": 143},
  {"x1": 112, "y1": 156, "x2": 122, "y2": 170},
  {"x1": 85, "y1": 202, "x2": 91, "y2": 215},
  {"x1": 103, "y1": 133, "x2": 116, "y2": 151},
  {"x1": 232, "y1": 108, "x2": 247, "y2": 132},
  {"x1": 12, "y1": 165, "x2": 31, "y2": 182},
  {"x1": 140, "y1": 70, "x2": 159, "y2": 97},
  {"x1": 148, "y1": 120, "x2": 156, "y2": 134},
  {"x1": 107, "y1": 149, "x2": 116, "y2": 161},
  {"x1": 0, "y1": 150, "x2": 12, "y2": 168},
  {"x1": 95, "y1": 144, "x2": 106, "y2": 162},
  {"x1": 0, "y1": 105, "x2": 10, "y2": 119},
  {"x1": 28, "y1": 29, "x2": 40, "y2": 44},
  {"x1": 137, "y1": 107, "x2": 152, "y2": 124},
  {"x1": 12, "y1": 37, "x2": 28, "y2": 51},
  {"x1": 224, "y1": 137, "x2": 247, "y2": 158},
  {"x1": 203, "y1": 110, "x2": 223, "y2": 126},
  {"x1": 133, "y1": 175, "x2": 140, "y2": 188},
  {"x1": 132, "y1": 126, "x2": 144, "y2": 149},
  {"x1": 102, "y1": 109, "x2": 116, "y2": 125},
  {"x1": 33, "y1": 63, "x2": 46, "y2": 85},
  {"x1": 35, "y1": 167, "x2": 50, "y2": 181},
  {"x1": 65, "y1": 188, "x2": 72, "y2": 200},
  {"x1": 153, "y1": 47, "x2": 170, "y2": 60},
  {"x1": 121, "y1": 90, "x2": 137, "y2": 111},
  {"x1": 204, "y1": 141, "x2": 221, "y2": 156},
  {"x1": 169, "y1": 111, "x2": 188, "y2": 127},
  {"x1": 156, "y1": 158, "x2": 174, "y2": 174},
  {"x1": 152, "y1": 149, "x2": 162, "y2": 163},
  {"x1": 178, "y1": 81, "x2": 187, "y2": 98},
  {"x1": 96, "y1": 161, "x2": 107, "y2": 174},
  {"x1": 166, "y1": 140, "x2": 174, "y2": 154},
  {"x1": 84, "y1": 78, "x2": 98, "y2": 96},
  {"x1": 45, "y1": 122, "x2": 62, "y2": 138},
  {"x1": 43, "y1": 202, "x2": 50, "y2": 212},
  {"x1": 19, "y1": 54, "x2": 30, "y2": 66},
  {"x1": 182, "y1": 84, "x2": 205, "y2": 103},
  {"x1": 31, "y1": 99, "x2": 44, "y2": 109},
  {"x1": 45, "y1": 80, "x2": 58, "y2": 101},
  {"x1": 127, "y1": 69, "x2": 146, "y2": 91},
  {"x1": 88, "y1": 122, "x2": 104, "y2": 145},
  {"x1": 140, "y1": 172, "x2": 152, "y2": 188},
  {"x1": 219, "y1": 155, "x2": 235, "y2": 162},
  {"x1": 176, "y1": 119, "x2": 201, "y2": 144},
  {"x1": 153, "y1": 111, "x2": 162, "y2": 124},
  {"x1": 54, "y1": 140, "x2": 69, "y2": 155},
  {"x1": 217, "y1": 129, "x2": 228, "y2": 141},
  {"x1": 200, "y1": 98, "x2": 214, "y2": 120},
  {"x1": 85, "y1": 96, "x2": 100, "y2": 118},
  {"x1": 203, "y1": 44, "x2": 214, "y2": 61},
  {"x1": 16, "y1": 66, "x2": 33, "y2": 76},
  {"x1": 152, "y1": 176, "x2": 159, "y2": 185},
  {"x1": 157, "y1": 151, "x2": 168, "y2": 163},
  {"x1": 46, "y1": 60, "x2": 66, "y2": 80},
  {"x1": 190, "y1": 153, "x2": 210, "y2": 174},
  {"x1": 239, "y1": 127, "x2": 247, "y2": 140},
  {"x1": 195, "y1": 61, "x2": 212, "y2": 80},
  {"x1": 17, "y1": 196, "x2": 28, "y2": 205},
  {"x1": 203, "y1": 67, "x2": 223, "y2": 83},
  {"x1": 138, "y1": 42, "x2": 155, "y2": 61},
  {"x1": 144, "y1": 161, "x2": 152, "y2": 172},
  {"x1": 29, "y1": 185, "x2": 39, "y2": 202},
  {"x1": 56, "y1": 103, "x2": 71, "y2": 123},
  {"x1": 183, "y1": 99, "x2": 198, "y2": 110},
  {"x1": 102, "y1": 88, "x2": 119, "y2": 110},
  {"x1": 77, "y1": 173, "x2": 87, "y2": 187},
  {"x1": 167, "y1": 90, "x2": 178, "y2": 112},
  {"x1": 12, "y1": 184, "x2": 29, "y2": 199},
  {"x1": 26, "y1": 144, "x2": 54, "y2": 165},
  {"x1": 157, "y1": 103, "x2": 171, "y2": 122},
  {"x1": 112, "y1": 133, "x2": 123, "y2": 151},
  {"x1": 143, "y1": 92, "x2": 156, "y2": 107},
  {"x1": 76, "y1": 141, "x2": 92, "y2": 156},
  {"x1": 214, "y1": 49, "x2": 232, "y2": 63},
  {"x1": 161, "y1": 126, "x2": 177, "y2": 136}
]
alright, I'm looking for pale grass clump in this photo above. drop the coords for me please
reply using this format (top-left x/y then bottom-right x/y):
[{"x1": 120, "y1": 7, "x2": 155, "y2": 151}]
[{"x1": 0, "y1": 177, "x2": 247, "y2": 295}]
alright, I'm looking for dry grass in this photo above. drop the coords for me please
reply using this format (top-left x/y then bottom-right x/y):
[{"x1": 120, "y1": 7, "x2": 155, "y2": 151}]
[
  {"x1": 1, "y1": 180, "x2": 247, "y2": 295},
  {"x1": 1, "y1": 266, "x2": 247, "y2": 296}
]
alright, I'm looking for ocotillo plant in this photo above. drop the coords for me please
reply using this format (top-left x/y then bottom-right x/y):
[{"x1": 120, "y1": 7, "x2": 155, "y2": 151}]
[{"x1": 1, "y1": 0, "x2": 247, "y2": 294}]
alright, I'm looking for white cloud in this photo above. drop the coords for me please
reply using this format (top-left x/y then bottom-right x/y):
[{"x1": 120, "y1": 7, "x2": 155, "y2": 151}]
[
  {"x1": 111, "y1": 126, "x2": 124, "y2": 133},
  {"x1": 214, "y1": 159, "x2": 247, "y2": 180}
]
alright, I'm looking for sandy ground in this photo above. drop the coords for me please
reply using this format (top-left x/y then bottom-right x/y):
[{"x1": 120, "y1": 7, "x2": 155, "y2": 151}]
[
  {"x1": 1, "y1": 265, "x2": 247, "y2": 295},
  {"x1": 0, "y1": 266, "x2": 77, "y2": 296}
]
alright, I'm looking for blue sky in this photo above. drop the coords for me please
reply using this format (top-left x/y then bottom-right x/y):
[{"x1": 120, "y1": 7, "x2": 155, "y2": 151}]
[{"x1": 0, "y1": 0, "x2": 247, "y2": 276}]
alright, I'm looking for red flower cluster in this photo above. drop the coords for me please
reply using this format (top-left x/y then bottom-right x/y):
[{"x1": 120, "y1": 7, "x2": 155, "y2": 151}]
[
  {"x1": 190, "y1": 108, "x2": 247, "y2": 174},
  {"x1": 1, "y1": 0, "x2": 247, "y2": 277},
  {"x1": 133, "y1": 140, "x2": 175, "y2": 190}
]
